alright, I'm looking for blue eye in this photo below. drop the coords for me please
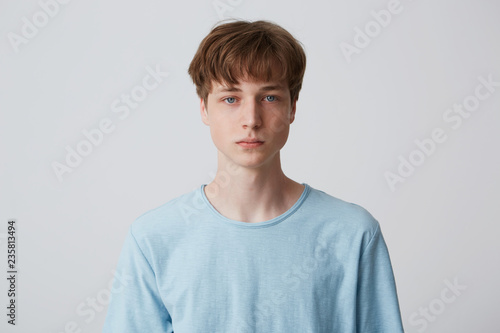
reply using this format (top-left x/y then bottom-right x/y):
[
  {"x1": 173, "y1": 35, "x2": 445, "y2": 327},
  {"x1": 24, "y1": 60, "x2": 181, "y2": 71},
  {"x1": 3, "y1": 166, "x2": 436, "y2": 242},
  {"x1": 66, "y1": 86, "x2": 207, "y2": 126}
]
[
  {"x1": 265, "y1": 95, "x2": 276, "y2": 102},
  {"x1": 224, "y1": 97, "x2": 236, "y2": 104}
]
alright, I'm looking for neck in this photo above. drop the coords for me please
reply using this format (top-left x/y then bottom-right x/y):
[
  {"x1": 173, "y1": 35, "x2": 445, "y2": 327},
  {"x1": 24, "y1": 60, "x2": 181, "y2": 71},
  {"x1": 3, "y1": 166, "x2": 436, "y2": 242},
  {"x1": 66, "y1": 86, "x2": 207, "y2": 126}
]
[{"x1": 204, "y1": 151, "x2": 304, "y2": 223}]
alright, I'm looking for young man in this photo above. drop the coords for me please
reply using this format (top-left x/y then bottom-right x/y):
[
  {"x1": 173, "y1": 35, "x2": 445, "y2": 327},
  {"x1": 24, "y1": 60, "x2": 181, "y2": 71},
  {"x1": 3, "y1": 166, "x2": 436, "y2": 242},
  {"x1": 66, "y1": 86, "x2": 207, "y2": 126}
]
[{"x1": 102, "y1": 20, "x2": 404, "y2": 332}]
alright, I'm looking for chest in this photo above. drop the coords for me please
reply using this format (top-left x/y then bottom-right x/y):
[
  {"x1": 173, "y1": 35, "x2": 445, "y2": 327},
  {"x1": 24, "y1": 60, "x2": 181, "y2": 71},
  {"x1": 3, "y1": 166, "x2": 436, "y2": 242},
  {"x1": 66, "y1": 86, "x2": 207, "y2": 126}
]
[{"x1": 155, "y1": 230, "x2": 359, "y2": 331}]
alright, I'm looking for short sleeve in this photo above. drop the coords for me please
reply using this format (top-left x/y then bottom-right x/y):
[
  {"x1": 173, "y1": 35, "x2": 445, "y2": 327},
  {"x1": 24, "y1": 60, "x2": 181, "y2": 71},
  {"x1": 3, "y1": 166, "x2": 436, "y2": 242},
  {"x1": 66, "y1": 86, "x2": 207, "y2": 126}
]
[
  {"x1": 356, "y1": 223, "x2": 404, "y2": 333},
  {"x1": 102, "y1": 227, "x2": 173, "y2": 333}
]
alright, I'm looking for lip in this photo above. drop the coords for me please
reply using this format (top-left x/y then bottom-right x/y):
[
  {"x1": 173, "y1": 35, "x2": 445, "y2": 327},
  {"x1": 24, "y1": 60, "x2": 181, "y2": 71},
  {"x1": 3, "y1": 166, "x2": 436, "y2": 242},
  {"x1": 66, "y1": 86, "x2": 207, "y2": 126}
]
[
  {"x1": 237, "y1": 138, "x2": 263, "y2": 143},
  {"x1": 237, "y1": 141, "x2": 264, "y2": 148}
]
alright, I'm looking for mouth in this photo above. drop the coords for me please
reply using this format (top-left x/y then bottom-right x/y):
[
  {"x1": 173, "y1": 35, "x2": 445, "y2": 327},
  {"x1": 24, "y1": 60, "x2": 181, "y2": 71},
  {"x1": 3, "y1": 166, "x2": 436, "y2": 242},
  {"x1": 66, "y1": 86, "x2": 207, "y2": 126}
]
[
  {"x1": 237, "y1": 140, "x2": 264, "y2": 143},
  {"x1": 237, "y1": 141, "x2": 264, "y2": 148}
]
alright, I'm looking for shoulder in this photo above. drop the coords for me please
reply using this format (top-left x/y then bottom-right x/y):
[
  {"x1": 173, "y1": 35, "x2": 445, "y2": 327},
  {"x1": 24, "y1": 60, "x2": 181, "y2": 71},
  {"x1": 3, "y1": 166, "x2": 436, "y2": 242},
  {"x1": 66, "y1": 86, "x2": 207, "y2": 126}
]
[
  {"x1": 129, "y1": 187, "x2": 200, "y2": 241},
  {"x1": 307, "y1": 185, "x2": 380, "y2": 239},
  {"x1": 306, "y1": 185, "x2": 382, "y2": 254}
]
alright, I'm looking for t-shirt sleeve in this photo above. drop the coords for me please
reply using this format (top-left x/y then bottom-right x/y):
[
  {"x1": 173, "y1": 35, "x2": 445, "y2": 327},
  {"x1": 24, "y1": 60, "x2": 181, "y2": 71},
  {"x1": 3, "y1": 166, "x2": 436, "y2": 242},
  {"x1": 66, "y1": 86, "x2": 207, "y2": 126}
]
[
  {"x1": 356, "y1": 222, "x2": 404, "y2": 333},
  {"x1": 102, "y1": 227, "x2": 173, "y2": 333}
]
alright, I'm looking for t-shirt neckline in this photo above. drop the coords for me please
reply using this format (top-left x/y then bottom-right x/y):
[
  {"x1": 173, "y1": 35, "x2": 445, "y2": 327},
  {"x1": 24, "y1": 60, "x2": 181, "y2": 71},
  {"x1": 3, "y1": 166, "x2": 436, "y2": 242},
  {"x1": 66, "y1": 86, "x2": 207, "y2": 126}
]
[{"x1": 199, "y1": 183, "x2": 311, "y2": 228}]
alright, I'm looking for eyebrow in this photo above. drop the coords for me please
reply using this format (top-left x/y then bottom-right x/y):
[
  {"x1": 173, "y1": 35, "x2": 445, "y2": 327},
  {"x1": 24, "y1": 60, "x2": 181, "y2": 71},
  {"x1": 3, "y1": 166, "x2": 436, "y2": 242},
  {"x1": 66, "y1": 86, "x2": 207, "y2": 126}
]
[{"x1": 214, "y1": 84, "x2": 285, "y2": 94}]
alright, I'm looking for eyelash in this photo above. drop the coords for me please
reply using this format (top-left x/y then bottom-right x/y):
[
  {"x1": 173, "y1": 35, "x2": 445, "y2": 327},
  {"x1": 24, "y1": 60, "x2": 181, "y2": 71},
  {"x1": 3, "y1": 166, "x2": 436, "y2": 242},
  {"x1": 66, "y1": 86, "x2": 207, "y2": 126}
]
[{"x1": 222, "y1": 95, "x2": 278, "y2": 104}]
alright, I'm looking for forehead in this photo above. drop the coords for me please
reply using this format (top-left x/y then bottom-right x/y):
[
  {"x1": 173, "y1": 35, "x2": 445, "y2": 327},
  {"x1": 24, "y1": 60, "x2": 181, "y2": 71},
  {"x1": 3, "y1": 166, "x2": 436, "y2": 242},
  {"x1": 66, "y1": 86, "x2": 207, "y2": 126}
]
[{"x1": 210, "y1": 79, "x2": 288, "y2": 95}]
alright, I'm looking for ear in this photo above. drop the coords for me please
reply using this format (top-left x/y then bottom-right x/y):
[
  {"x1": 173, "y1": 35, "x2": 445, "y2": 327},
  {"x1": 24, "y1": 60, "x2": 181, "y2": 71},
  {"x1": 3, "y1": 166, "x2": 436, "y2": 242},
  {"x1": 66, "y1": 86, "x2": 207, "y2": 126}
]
[
  {"x1": 289, "y1": 98, "x2": 297, "y2": 124},
  {"x1": 200, "y1": 98, "x2": 210, "y2": 126}
]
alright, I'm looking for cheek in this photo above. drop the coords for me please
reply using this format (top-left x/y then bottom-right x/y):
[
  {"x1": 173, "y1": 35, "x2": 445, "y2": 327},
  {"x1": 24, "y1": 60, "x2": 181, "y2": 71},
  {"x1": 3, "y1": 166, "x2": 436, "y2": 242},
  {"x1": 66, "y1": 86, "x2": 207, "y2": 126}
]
[
  {"x1": 277, "y1": 126, "x2": 290, "y2": 145},
  {"x1": 267, "y1": 114, "x2": 290, "y2": 137},
  {"x1": 209, "y1": 121, "x2": 232, "y2": 146}
]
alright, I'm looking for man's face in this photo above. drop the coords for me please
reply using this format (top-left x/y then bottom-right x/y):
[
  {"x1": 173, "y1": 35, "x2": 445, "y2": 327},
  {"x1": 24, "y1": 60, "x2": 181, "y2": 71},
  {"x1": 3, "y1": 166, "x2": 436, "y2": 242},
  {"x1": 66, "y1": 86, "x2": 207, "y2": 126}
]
[{"x1": 200, "y1": 76, "x2": 297, "y2": 170}]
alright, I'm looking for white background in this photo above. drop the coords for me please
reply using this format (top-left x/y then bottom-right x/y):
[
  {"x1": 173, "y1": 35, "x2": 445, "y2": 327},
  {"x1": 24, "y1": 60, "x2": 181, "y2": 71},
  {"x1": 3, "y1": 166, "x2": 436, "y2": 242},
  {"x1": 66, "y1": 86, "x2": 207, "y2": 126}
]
[{"x1": 1, "y1": 0, "x2": 499, "y2": 332}]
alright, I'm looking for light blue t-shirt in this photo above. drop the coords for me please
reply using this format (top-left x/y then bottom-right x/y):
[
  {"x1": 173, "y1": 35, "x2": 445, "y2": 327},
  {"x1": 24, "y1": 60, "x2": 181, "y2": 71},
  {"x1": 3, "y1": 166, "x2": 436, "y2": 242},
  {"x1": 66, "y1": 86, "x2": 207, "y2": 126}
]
[{"x1": 102, "y1": 183, "x2": 404, "y2": 332}]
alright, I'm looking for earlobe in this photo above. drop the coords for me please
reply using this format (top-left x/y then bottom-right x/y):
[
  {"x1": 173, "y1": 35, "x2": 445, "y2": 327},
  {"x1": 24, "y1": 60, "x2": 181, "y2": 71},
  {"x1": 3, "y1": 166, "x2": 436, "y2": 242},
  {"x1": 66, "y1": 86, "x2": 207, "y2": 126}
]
[
  {"x1": 290, "y1": 99, "x2": 297, "y2": 124},
  {"x1": 200, "y1": 98, "x2": 209, "y2": 125}
]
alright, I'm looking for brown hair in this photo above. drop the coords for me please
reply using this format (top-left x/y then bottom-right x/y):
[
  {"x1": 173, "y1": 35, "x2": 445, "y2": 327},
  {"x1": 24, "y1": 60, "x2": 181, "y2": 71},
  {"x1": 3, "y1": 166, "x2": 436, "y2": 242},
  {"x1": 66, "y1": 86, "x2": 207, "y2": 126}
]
[{"x1": 188, "y1": 19, "x2": 306, "y2": 105}]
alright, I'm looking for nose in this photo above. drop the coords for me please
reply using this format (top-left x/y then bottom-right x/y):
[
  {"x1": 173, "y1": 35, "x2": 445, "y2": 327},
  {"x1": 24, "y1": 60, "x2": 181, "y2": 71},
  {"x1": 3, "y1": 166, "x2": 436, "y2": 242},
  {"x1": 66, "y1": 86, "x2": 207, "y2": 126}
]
[{"x1": 240, "y1": 98, "x2": 262, "y2": 129}]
